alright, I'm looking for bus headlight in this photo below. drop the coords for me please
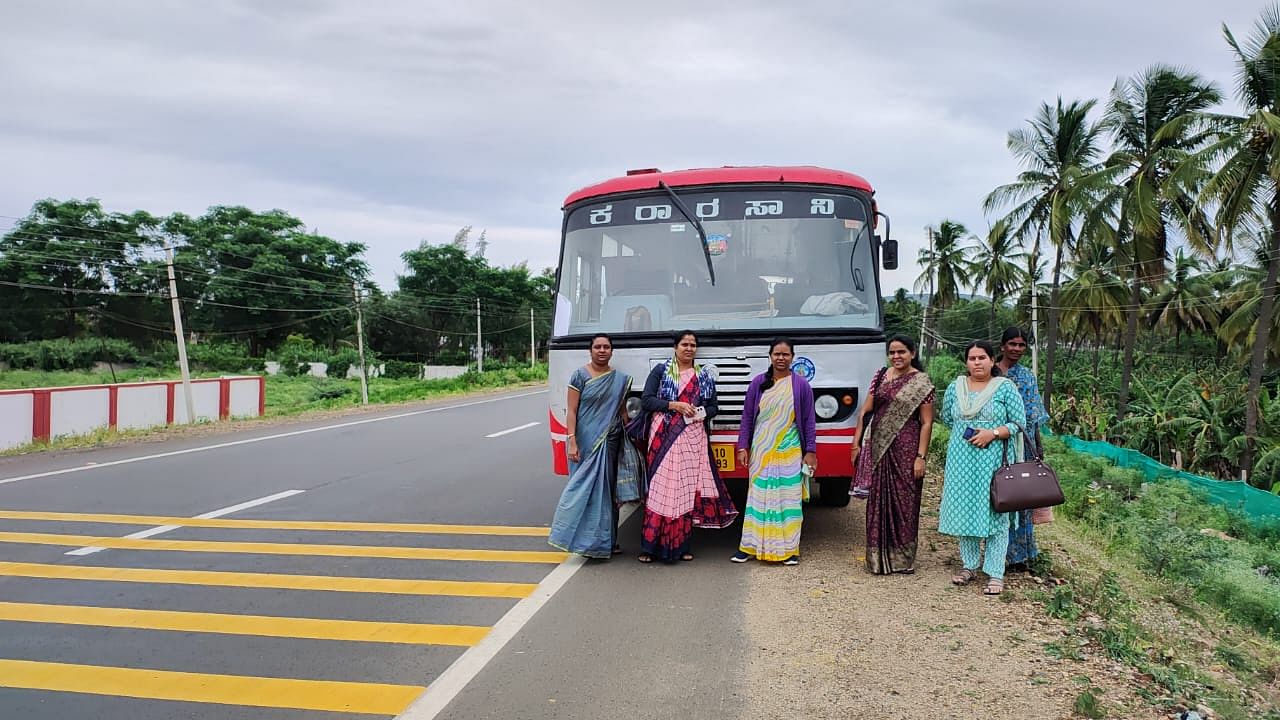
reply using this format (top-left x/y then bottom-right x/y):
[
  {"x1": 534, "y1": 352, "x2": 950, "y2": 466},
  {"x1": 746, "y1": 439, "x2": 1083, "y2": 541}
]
[
  {"x1": 814, "y1": 394, "x2": 840, "y2": 420},
  {"x1": 626, "y1": 396, "x2": 642, "y2": 420}
]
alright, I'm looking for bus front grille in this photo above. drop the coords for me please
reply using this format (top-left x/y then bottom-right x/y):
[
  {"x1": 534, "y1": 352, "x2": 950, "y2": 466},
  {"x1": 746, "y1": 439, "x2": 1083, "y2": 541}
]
[{"x1": 707, "y1": 359, "x2": 756, "y2": 430}]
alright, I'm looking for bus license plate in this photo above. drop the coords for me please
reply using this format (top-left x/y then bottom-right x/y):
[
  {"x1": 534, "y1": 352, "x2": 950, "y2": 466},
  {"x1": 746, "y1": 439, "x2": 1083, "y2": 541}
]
[{"x1": 711, "y1": 444, "x2": 735, "y2": 472}]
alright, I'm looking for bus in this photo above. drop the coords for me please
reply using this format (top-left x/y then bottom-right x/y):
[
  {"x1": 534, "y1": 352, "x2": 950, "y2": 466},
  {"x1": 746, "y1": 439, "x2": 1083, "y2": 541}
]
[{"x1": 546, "y1": 166, "x2": 899, "y2": 506}]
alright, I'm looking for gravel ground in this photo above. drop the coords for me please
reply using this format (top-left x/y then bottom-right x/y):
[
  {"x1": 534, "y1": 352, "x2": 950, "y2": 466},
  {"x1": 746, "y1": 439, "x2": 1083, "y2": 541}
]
[{"x1": 737, "y1": 474, "x2": 1162, "y2": 720}]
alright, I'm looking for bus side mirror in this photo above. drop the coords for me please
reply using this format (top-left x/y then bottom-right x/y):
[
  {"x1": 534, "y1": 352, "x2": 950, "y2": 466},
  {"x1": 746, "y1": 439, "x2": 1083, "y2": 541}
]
[{"x1": 881, "y1": 237, "x2": 899, "y2": 270}]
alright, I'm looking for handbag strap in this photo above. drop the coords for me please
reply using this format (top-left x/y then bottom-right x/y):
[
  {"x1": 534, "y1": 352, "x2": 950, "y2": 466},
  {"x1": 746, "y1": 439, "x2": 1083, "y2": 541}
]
[{"x1": 998, "y1": 420, "x2": 1035, "y2": 465}]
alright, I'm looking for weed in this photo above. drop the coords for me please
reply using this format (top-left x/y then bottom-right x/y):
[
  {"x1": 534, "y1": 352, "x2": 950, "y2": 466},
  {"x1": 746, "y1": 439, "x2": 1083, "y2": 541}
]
[{"x1": 1073, "y1": 688, "x2": 1106, "y2": 718}]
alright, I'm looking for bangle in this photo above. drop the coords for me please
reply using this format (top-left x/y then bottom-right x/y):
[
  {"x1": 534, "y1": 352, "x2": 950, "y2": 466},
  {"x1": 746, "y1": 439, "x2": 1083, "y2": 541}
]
[
  {"x1": 916, "y1": 453, "x2": 926, "y2": 460},
  {"x1": 567, "y1": 433, "x2": 575, "y2": 438}
]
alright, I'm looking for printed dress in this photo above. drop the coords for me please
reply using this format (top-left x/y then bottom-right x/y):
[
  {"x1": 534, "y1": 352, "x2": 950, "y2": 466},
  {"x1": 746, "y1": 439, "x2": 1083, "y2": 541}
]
[
  {"x1": 738, "y1": 380, "x2": 805, "y2": 561},
  {"x1": 937, "y1": 379, "x2": 1026, "y2": 538}
]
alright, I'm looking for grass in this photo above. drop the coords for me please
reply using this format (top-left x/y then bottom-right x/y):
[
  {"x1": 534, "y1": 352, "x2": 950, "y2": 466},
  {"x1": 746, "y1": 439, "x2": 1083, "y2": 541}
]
[{"x1": 0, "y1": 363, "x2": 549, "y2": 455}]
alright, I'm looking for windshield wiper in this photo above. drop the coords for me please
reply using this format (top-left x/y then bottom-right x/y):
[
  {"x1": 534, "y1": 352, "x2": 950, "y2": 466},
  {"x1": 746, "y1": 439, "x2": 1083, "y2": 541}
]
[{"x1": 659, "y1": 181, "x2": 715, "y2": 286}]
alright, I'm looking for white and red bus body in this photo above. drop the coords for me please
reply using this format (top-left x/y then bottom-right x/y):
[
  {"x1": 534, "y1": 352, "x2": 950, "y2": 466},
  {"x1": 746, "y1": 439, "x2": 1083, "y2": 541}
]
[{"x1": 547, "y1": 166, "x2": 898, "y2": 506}]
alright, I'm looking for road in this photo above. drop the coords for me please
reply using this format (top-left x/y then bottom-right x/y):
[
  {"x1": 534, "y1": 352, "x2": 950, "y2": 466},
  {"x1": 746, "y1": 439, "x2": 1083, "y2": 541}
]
[{"x1": 0, "y1": 387, "x2": 751, "y2": 720}]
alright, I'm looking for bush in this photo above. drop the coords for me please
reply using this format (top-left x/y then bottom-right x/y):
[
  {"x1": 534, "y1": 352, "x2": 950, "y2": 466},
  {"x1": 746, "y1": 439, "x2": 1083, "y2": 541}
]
[
  {"x1": 325, "y1": 349, "x2": 361, "y2": 379},
  {"x1": 188, "y1": 342, "x2": 262, "y2": 373},
  {"x1": 926, "y1": 353, "x2": 964, "y2": 391},
  {"x1": 308, "y1": 378, "x2": 352, "y2": 401},
  {"x1": 383, "y1": 360, "x2": 420, "y2": 379},
  {"x1": 0, "y1": 338, "x2": 139, "y2": 371},
  {"x1": 271, "y1": 334, "x2": 324, "y2": 377}
]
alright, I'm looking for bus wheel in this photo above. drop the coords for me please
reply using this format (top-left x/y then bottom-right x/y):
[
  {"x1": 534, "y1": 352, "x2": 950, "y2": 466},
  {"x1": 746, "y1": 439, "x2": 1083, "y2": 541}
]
[{"x1": 816, "y1": 477, "x2": 852, "y2": 507}]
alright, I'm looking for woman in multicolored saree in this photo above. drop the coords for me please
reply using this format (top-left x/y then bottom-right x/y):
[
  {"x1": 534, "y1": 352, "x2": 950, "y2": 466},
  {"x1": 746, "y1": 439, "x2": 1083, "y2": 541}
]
[
  {"x1": 850, "y1": 335, "x2": 935, "y2": 574},
  {"x1": 731, "y1": 338, "x2": 816, "y2": 566},
  {"x1": 549, "y1": 334, "x2": 633, "y2": 559},
  {"x1": 636, "y1": 330, "x2": 738, "y2": 563}
]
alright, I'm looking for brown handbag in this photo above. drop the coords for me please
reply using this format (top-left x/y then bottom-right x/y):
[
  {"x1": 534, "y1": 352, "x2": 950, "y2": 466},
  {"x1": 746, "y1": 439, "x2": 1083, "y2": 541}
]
[{"x1": 989, "y1": 425, "x2": 1064, "y2": 513}]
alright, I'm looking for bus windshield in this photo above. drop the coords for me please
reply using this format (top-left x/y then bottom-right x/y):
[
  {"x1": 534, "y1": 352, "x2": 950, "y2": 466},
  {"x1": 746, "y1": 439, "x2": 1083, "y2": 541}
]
[{"x1": 553, "y1": 188, "x2": 879, "y2": 337}]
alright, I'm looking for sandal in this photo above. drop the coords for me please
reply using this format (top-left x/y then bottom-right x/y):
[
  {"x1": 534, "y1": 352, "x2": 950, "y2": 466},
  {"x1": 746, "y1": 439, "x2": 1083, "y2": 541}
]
[
  {"x1": 951, "y1": 568, "x2": 976, "y2": 586},
  {"x1": 637, "y1": 553, "x2": 653, "y2": 564},
  {"x1": 680, "y1": 553, "x2": 694, "y2": 562},
  {"x1": 612, "y1": 544, "x2": 623, "y2": 555},
  {"x1": 984, "y1": 578, "x2": 1004, "y2": 596}
]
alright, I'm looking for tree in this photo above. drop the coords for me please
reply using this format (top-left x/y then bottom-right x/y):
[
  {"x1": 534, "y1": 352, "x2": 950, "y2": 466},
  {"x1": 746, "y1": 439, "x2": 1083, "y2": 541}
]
[
  {"x1": 915, "y1": 220, "x2": 975, "y2": 351},
  {"x1": 1099, "y1": 65, "x2": 1220, "y2": 419},
  {"x1": 1059, "y1": 237, "x2": 1128, "y2": 377},
  {"x1": 1148, "y1": 249, "x2": 1217, "y2": 349},
  {"x1": 985, "y1": 98, "x2": 1108, "y2": 414},
  {"x1": 968, "y1": 219, "x2": 1027, "y2": 337},
  {"x1": 1200, "y1": 4, "x2": 1280, "y2": 477},
  {"x1": 0, "y1": 199, "x2": 161, "y2": 341},
  {"x1": 169, "y1": 207, "x2": 368, "y2": 356}
]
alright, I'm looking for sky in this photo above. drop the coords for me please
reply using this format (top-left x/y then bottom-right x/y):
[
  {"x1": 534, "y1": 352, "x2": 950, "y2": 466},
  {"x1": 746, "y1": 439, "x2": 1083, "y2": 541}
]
[{"x1": 0, "y1": 1, "x2": 1269, "y2": 293}]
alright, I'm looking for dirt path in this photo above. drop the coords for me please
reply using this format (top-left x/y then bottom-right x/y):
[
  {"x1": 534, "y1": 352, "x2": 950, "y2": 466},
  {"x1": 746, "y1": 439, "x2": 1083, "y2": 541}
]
[{"x1": 738, "y1": 475, "x2": 1161, "y2": 720}]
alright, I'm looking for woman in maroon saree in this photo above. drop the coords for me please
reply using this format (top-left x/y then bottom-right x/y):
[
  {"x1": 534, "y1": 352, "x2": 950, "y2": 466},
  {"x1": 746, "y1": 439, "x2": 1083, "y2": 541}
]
[{"x1": 850, "y1": 336, "x2": 935, "y2": 574}]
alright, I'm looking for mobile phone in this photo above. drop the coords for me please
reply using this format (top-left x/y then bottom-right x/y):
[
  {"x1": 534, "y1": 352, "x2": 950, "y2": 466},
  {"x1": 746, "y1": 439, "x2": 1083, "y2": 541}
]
[{"x1": 962, "y1": 427, "x2": 977, "y2": 440}]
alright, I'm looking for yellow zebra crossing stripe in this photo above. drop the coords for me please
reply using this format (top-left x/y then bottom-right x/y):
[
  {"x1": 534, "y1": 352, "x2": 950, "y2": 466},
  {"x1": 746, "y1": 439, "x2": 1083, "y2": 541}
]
[
  {"x1": 0, "y1": 600, "x2": 489, "y2": 646},
  {"x1": 0, "y1": 509, "x2": 550, "y2": 537},
  {"x1": 0, "y1": 561, "x2": 535, "y2": 598},
  {"x1": 0, "y1": 659, "x2": 423, "y2": 715},
  {"x1": 0, "y1": 531, "x2": 567, "y2": 564}
]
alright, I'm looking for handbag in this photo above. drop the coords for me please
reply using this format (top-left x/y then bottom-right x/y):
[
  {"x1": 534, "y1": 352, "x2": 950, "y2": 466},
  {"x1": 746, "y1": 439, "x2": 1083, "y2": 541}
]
[{"x1": 990, "y1": 424, "x2": 1064, "y2": 513}]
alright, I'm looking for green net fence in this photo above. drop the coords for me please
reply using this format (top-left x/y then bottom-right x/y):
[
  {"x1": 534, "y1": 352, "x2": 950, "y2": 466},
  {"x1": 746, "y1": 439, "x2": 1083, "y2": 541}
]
[{"x1": 1055, "y1": 433, "x2": 1280, "y2": 523}]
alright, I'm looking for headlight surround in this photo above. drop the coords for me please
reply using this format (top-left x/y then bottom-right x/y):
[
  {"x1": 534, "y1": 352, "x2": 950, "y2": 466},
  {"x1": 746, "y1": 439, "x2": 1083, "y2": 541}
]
[{"x1": 814, "y1": 394, "x2": 840, "y2": 420}]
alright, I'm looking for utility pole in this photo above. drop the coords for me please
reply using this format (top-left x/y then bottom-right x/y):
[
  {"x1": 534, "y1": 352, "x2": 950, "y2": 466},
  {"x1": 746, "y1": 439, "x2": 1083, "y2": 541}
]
[
  {"x1": 920, "y1": 226, "x2": 934, "y2": 361},
  {"x1": 529, "y1": 307, "x2": 536, "y2": 368},
  {"x1": 353, "y1": 281, "x2": 369, "y2": 405},
  {"x1": 475, "y1": 298, "x2": 484, "y2": 373},
  {"x1": 1031, "y1": 289, "x2": 1040, "y2": 378},
  {"x1": 165, "y1": 246, "x2": 195, "y2": 424}
]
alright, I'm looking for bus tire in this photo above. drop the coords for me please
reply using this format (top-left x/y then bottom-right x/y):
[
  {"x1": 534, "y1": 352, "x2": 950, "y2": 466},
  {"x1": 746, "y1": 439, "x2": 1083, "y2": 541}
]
[{"x1": 816, "y1": 477, "x2": 852, "y2": 507}]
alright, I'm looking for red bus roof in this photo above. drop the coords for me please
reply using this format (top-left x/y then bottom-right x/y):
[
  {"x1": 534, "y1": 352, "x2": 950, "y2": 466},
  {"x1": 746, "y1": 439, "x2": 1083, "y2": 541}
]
[{"x1": 563, "y1": 166, "x2": 874, "y2": 207}]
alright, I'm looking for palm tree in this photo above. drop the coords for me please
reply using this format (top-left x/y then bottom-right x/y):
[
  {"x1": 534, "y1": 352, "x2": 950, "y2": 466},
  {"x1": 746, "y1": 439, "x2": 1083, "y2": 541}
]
[
  {"x1": 985, "y1": 98, "x2": 1108, "y2": 413},
  {"x1": 1098, "y1": 65, "x2": 1221, "y2": 420},
  {"x1": 1199, "y1": 4, "x2": 1280, "y2": 477},
  {"x1": 1217, "y1": 235, "x2": 1280, "y2": 364},
  {"x1": 969, "y1": 218, "x2": 1028, "y2": 337},
  {"x1": 1059, "y1": 237, "x2": 1129, "y2": 376},
  {"x1": 915, "y1": 220, "x2": 975, "y2": 351},
  {"x1": 1147, "y1": 249, "x2": 1217, "y2": 349}
]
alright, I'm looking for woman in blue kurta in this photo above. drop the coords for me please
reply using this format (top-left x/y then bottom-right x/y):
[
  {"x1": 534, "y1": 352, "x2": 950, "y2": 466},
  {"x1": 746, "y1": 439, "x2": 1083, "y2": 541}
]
[
  {"x1": 549, "y1": 334, "x2": 634, "y2": 559},
  {"x1": 995, "y1": 327, "x2": 1049, "y2": 569},
  {"x1": 938, "y1": 340, "x2": 1027, "y2": 596}
]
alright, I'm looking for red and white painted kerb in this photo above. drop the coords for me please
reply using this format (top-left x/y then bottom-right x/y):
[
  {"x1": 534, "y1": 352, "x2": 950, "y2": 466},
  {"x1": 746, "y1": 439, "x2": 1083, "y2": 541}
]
[{"x1": 0, "y1": 376, "x2": 265, "y2": 452}]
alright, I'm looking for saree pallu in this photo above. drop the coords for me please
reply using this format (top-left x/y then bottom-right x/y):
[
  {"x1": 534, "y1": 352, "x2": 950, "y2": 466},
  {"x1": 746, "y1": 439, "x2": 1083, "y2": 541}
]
[
  {"x1": 739, "y1": 380, "x2": 804, "y2": 561},
  {"x1": 857, "y1": 371, "x2": 935, "y2": 574},
  {"x1": 640, "y1": 368, "x2": 737, "y2": 562},
  {"x1": 549, "y1": 369, "x2": 630, "y2": 558},
  {"x1": 1006, "y1": 434, "x2": 1040, "y2": 565}
]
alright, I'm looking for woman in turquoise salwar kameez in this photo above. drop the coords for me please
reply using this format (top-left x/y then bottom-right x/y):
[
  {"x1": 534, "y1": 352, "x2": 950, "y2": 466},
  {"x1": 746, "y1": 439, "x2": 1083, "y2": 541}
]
[{"x1": 938, "y1": 340, "x2": 1027, "y2": 596}]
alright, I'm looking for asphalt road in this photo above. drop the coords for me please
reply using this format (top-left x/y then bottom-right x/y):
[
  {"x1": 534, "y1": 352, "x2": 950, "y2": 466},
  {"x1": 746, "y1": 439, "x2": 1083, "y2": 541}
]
[{"x1": 0, "y1": 387, "x2": 754, "y2": 720}]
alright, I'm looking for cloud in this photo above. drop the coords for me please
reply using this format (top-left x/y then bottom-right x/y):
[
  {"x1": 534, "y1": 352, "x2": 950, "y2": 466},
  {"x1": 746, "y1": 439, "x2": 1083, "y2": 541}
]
[{"x1": 0, "y1": 0, "x2": 1269, "y2": 296}]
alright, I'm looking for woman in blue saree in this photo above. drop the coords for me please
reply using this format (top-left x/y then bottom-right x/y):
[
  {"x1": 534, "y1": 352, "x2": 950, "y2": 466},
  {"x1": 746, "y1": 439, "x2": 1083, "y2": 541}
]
[{"x1": 549, "y1": 334, "x2": 634, "y2": 558}]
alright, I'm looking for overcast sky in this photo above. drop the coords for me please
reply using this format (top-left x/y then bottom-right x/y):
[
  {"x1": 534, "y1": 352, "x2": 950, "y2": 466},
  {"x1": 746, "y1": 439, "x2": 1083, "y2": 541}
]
[{"x1": 0, "y1": 1, "x2": 1268, "y2": 293}]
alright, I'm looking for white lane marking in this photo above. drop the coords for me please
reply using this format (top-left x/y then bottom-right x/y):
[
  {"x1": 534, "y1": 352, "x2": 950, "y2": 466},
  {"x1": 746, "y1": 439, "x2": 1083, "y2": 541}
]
[
  {"x1": 397, "y1": 503, "x2": 638, "y2": 720},
  {"x1": 66, "y1": 490, "x2": 306, "y2": 556},
  {"x1": 0, "y1": 389, "x2": 548, "y2": 487},
  {"x1": 484, "y1": 422, "x2": 540, "y2": 438}
]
